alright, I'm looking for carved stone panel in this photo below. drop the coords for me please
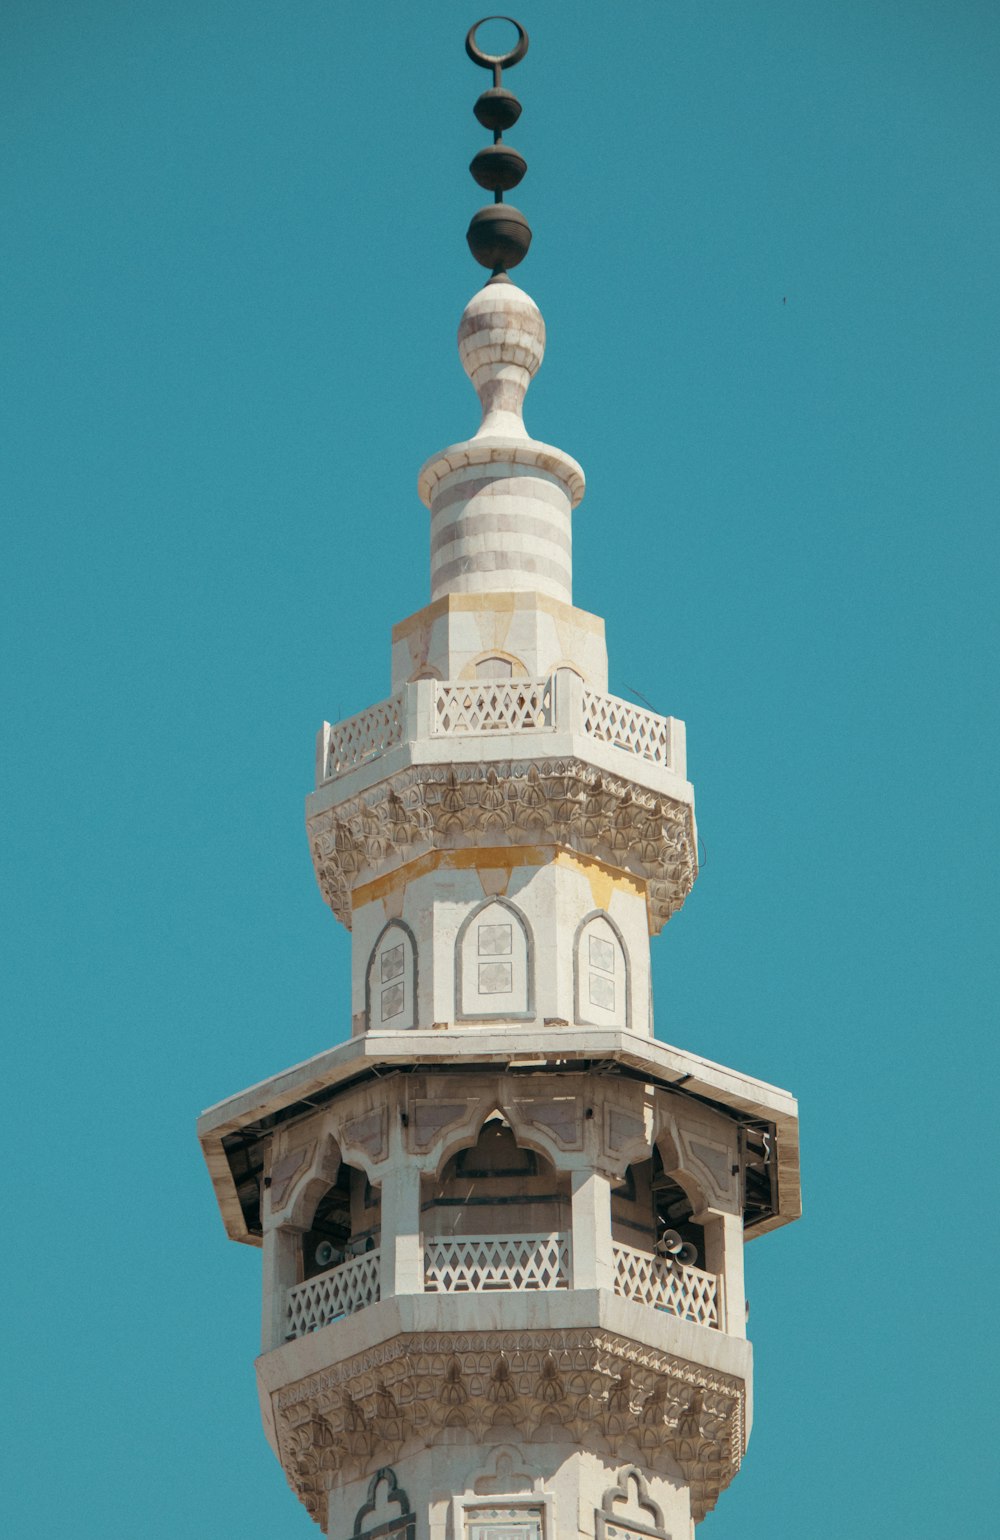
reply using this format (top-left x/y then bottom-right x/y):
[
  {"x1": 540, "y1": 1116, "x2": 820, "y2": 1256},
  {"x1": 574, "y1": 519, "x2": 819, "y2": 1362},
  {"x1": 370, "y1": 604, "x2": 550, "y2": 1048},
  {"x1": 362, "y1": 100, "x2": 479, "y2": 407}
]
[
  {"x1": 510, "y1": 1096, "x2": 583, "y2": 1151},
  {"x1": 269, "y1": 1146, "x2": 313, "y2": 1211},
  {"x1": 409, "y1": 1099, "x2": 472, "y2": 1155},
  {"x1": 341, "y1": 1108, "x2": 389, "y2": 1166}
]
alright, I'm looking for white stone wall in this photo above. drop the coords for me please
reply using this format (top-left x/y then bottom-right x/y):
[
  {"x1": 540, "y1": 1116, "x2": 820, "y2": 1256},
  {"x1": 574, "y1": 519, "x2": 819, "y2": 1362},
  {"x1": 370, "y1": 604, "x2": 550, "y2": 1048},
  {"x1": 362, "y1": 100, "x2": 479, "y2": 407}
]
[
  {"x1": 326, "y1": 1443, "x2": 695, "y2": 1540},
  {"x1": 350, "y1": 859, "x2": 652, "y2": 1037},
  {"x1": 390, "y1": 593, "x2": 609, "y2": 694}
]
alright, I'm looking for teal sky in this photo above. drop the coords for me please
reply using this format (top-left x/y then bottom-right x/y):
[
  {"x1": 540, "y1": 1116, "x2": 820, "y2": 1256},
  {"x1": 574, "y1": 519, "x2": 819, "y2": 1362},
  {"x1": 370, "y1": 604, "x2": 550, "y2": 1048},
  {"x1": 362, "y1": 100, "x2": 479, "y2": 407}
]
[{"x1": 3, "y1": 2, "x2": 997, "y2": 1535}]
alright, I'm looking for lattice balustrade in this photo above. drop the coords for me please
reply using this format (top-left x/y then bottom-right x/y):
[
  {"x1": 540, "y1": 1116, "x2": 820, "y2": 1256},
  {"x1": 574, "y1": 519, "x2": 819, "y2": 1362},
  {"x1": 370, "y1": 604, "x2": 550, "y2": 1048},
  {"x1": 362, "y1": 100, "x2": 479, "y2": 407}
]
[
  {"x1": 324, "y1": 695, "x2": 405, "y2": 779},
  {"x1": 433, "y1": 680, "x2": 553, "y2": 735},
  {"x1": 285, "y1": 1249, "x2": 381, "y2": 1339},
  {"x1": 611, "y1": 1241, "x2": 720, "y2": 1328},
  {"x1": 424, "y1": 1232, "x2": 570, "y2": 1293},
  {"x1": 582, "y1": 688, "x2": 674, "y2": 768}
]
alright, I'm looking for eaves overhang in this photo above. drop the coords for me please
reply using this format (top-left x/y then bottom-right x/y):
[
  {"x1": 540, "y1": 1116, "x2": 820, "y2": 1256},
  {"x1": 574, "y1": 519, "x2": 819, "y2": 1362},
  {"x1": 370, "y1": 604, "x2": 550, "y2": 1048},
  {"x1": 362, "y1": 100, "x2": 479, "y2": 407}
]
[{"x1": 198, "y1": 1026, "x2": 800, "y2": 1249}]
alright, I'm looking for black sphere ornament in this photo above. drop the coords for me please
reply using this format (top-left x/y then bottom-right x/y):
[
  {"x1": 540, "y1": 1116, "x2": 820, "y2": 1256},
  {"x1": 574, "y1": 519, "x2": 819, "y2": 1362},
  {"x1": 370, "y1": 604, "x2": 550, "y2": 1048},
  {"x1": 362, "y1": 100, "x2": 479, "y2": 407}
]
[
  {"x1": 473, "y1": 87, "x2": 522, "y2": 132},
  {"x1": 463, "y1": 19, "x2": 531, "y2": 275},
  {"x1": 470, "y1": 142, "x2": 527, "y2": 193},
  {"x1": 466, "y1": 203, "x2": 532, "y2": 273}
]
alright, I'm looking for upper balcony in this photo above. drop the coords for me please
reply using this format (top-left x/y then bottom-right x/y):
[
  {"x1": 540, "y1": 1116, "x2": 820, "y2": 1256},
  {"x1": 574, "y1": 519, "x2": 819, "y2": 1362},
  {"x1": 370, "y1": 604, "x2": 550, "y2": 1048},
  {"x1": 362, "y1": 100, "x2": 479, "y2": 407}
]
[
  {"x1": 314, "y1": 672, "x2": 688, "y2": 797},
  {"x1": 306, "y1": 674, "x2": 696, "y2": 935}
]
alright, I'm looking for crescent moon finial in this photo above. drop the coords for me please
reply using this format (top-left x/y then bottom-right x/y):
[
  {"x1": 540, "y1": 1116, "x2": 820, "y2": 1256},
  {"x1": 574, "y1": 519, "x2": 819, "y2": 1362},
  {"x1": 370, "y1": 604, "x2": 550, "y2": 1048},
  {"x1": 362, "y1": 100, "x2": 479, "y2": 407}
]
[{"x1": 465, "y1": 16, "x2": 529, "y2": 80}]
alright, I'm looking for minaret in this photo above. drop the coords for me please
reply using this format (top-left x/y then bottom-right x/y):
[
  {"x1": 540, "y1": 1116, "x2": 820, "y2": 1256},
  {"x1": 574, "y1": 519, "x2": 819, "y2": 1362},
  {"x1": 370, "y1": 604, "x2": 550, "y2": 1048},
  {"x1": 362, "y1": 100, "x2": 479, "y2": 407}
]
[{"x1": 199, "y1": 20, "x2": 801, "y2": 1540}]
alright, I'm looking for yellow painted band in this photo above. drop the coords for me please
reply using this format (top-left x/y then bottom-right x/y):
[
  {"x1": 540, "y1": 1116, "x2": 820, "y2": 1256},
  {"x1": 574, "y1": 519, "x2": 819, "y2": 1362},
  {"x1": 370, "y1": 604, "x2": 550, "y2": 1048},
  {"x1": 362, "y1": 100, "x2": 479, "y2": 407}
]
[
  {"x1": 351, "y1": 845, "x2": 645, "y2": 911},
  {"x1": 391, "y1": 591, "x2": 605, "y2": 644}
]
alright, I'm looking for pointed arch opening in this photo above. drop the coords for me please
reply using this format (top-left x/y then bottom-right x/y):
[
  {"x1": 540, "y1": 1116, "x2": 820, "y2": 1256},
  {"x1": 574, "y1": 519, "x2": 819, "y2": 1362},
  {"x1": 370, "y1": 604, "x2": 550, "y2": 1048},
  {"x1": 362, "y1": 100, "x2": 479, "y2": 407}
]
[
  {"x1": 574, "y1": 910, "x2": 630, "y2": 1028},
  {"x1": 300, "y1": 1158, "x2": 382, "y2": 1280},
  {"x1": 366, "y1": 919, "x2": 417, "y2": 1031},
  {"x1": 456, "y1": 897, "x2": 533, "y2": 1021},
  {"x1": 611, "y1": 1146, "x2": 705, "y2": 1267},
  {"x1": 422, "y1": 1116, "x2": 571, "y2": 1292}
]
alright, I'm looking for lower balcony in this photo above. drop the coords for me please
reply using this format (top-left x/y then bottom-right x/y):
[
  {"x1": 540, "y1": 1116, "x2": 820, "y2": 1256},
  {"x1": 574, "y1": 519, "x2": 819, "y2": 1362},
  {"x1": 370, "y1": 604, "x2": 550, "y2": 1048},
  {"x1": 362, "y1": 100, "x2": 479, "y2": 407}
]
[
  {"x1": 611, "y1": 1240, "x2": 720, "y2": 1329},
  {"x1": 424, "y1": 1231, "x2": 570, "y2": 1294},
  {"x1": 283, "y1": 1233, "x2": 720, "y2": 1341}
]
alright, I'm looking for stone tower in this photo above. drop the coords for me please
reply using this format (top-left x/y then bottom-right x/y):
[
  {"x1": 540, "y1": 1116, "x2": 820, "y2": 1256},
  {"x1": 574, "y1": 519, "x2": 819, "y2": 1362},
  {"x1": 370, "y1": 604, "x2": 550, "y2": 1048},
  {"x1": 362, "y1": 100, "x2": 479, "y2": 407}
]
[{"x1": 199, "y1": 20, "x2": 800, "y2": 1540}]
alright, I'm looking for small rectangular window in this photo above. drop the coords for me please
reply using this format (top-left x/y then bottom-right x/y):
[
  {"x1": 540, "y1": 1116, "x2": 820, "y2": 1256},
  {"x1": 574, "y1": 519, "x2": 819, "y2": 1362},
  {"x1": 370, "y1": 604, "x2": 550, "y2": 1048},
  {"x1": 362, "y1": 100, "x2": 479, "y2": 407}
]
[
  {"x1": 479, "y1": 923, "x2": 512, "y2": 956},
  {"x1": 589, "y1": 972, "x2": 615, "y2": 1011},
  {"x1": 381, "y1": 943, "x2": 405, "y2": 983},
  {"x1": 589, "y1": 934, "x2": 615, "y2": 973},
  {"x1": 381, "y1": 982, "x2": 405, "y2": 1019},
  {"x1": 479, "y1": 961, "x2": 513, "y2": 994},
  {"x1": 467, "y1": 1510, "x2": 542, "y2": 1540}
]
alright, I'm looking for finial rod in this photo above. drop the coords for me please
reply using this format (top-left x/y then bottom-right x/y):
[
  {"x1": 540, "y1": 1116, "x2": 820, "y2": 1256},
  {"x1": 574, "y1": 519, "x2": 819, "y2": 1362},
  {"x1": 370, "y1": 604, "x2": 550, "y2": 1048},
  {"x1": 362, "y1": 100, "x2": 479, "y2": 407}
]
[{"x1": 464, "y1": 18, "x2": 532, "y2": 278}]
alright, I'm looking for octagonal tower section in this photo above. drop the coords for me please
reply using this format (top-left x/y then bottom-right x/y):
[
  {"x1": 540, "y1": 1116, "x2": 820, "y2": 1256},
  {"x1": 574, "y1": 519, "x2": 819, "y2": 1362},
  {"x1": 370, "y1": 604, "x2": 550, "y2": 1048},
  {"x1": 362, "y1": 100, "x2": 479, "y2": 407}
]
[
  {"x1": 307, "y1": 279, "x2": 696, "y2": 1049},
  {"x1": 200, "y1": 22, "x2": 803, "y2": 1538},
  {"x1": 199, "y1": 1028, "x2": 800, "y2": 1537}
]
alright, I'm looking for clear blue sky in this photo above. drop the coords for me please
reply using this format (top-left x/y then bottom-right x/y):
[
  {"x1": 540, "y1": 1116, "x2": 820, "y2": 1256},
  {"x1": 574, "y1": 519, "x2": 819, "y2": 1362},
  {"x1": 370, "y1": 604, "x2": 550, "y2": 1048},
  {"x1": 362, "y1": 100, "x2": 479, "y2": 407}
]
[{"x1": 3, "y1": 3, "x2": 997, "y2": 1535}]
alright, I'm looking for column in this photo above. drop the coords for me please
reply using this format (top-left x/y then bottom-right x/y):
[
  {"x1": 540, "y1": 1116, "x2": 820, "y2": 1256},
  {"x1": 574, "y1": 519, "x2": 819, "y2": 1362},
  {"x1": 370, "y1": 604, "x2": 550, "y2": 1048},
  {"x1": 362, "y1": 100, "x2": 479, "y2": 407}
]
[
  {"x1": 380, "y1": 1162, "x2": 424, "y2": 1299},
  {"x1": 570, "y1": 1168, "x2": 614, "y2": 1291},
  {"x1": 699, "y1": 1210, "x2": 746, "y2": 1338}
]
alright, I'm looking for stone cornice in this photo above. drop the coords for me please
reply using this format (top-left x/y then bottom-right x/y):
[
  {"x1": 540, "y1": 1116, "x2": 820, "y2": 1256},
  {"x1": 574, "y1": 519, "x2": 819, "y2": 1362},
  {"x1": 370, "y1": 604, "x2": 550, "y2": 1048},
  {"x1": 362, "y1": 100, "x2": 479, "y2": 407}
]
[
  {"x1": 307, "y1": 758, "x2": 696, "y2": 935},
  {"x1": 268, "y1": 1323, "x2": 746, "y2": 1530}
]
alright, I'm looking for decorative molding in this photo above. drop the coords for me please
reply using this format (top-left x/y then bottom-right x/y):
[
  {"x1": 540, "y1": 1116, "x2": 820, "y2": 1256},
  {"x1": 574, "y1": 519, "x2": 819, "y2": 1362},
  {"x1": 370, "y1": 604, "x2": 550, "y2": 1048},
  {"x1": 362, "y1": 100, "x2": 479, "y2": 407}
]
[
  {"x1": 272, "y1": 1328, "x2": 743, "y2": 1529},
  {"x1": 308, "y1": 759, "x2": 695, "y2": 935},
  {"x1": 596, "y1": 1466, "x2": 670, "y2": 1540},
  {"x1": 351, "y1": 1467, "x2": 415, "y2": 1540}
]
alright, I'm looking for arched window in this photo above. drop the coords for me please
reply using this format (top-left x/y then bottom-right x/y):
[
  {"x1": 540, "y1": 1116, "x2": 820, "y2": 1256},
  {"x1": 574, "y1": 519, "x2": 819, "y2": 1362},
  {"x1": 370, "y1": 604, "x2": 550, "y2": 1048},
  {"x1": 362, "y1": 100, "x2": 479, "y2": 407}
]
[
  {"x1": 475, "y1": 654, "x2": 515, "y2": 679},
  {"x1": 456, "y1": 899, "x2": 532, "y2": 1020},
  {"x1": 575, "y1": 912, "x2": 629, "y2": 1028},
  {"x1": 366, "y1": 921, "x2": 417, "y2": 1031}
]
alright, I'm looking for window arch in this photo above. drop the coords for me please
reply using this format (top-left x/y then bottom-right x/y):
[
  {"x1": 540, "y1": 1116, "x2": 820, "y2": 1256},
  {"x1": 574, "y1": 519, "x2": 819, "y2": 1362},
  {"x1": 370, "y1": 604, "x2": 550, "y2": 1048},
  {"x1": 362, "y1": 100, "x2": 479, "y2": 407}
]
[
  {"x1": 574, "y1": 911, "x2": 629, "y2": 1028},
  {"x1": 366, "y1": 920, "x2": 417, "y2": 1031},
  {"x1": 473, "y1": 651, "x2": 526, "y2": 680},
  {"x1": 456, "y1": 898, "x2": 533, "y2": 1020}
]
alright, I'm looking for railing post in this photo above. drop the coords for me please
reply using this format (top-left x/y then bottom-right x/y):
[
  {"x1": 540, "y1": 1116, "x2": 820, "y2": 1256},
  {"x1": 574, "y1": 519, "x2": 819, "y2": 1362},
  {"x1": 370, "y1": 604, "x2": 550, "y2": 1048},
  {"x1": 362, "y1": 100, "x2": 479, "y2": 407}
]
[
  {"x1": 380, "y1": 1163, "x2": 424, "y2": 1299},
  {"x1": 407, "y1": 678, "x2": 435, "y2": 743},
  {"x1": 669, "y1": 716, "x2": 686, "y2": 778},
  {"x1": 552, "y1": 667, "x2": 584, "y2": 736},
  {"x1": 570, "y1": 1170, "x2": 614, "y2": 1291},
  {"x1": 315, "y1": 722, "x2": 331, "y2": 786}
]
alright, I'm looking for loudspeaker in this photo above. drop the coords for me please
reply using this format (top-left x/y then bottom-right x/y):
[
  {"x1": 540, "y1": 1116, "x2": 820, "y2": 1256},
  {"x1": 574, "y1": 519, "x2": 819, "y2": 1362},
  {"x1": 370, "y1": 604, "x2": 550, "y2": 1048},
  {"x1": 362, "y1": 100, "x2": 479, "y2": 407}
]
[
  {"x1": 677, "y1": 1241, "x2": 699, "y2": 1267},
  {"x1": 315, "y1": 1240, "x2": 337, "y2": 1269},
  {"x1": 658, "y1": 1229, "x2": 683, "y2": 1254}
]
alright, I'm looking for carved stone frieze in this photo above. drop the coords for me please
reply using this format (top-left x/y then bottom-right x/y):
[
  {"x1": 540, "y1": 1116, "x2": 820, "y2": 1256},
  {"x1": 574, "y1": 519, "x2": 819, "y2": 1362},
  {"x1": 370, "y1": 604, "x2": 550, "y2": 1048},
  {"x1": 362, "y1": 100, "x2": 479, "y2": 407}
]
[
  {"x1": 308, "y1": 759, "x2": 696, "y2": 934},
  {"x1": 271, "y1": 1328, "x2": 743, "y2": 1529}
]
